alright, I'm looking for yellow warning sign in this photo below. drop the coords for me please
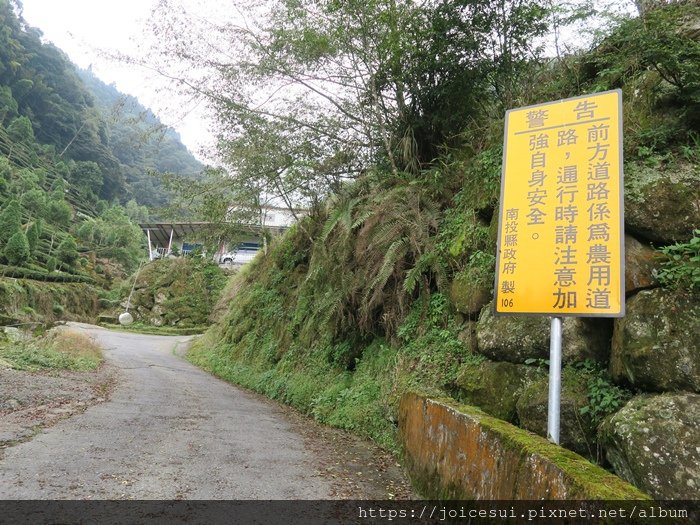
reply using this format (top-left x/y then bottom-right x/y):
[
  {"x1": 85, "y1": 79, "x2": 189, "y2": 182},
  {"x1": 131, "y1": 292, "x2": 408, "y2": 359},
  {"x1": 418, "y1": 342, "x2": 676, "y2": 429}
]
[{"x1": 495, "y1": 90, "x2": 624, "y2": 317}]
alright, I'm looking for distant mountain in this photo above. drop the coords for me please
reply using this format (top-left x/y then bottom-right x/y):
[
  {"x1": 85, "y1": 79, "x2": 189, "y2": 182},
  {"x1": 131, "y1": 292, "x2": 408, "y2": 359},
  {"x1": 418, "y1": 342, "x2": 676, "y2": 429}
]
[
  {"x1": 0, "y1": 0, "x2": 202, "y2": 209},
  {"x1": 0, "y1": 0, "x2": 203, "y2": 281},
  {"x1": 77, "y1": 68, "x2": 203, "y2": 208}
]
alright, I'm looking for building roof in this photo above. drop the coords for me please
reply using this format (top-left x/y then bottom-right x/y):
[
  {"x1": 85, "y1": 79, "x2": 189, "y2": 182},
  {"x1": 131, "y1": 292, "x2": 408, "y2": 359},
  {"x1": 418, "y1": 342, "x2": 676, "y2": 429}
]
[
  {"x1": 139, "y1": 221, "x2": 290, "y2": 246},
  {"x1": 139, "y1": 223, "x2": 212, "y2": 247}
]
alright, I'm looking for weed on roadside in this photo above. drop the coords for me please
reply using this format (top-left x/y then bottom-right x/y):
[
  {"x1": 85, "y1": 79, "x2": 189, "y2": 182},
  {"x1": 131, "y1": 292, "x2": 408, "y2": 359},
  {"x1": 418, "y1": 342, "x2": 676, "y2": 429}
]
[{"x1": 0, "y1": 330, "x2": 103, "y2": 372}]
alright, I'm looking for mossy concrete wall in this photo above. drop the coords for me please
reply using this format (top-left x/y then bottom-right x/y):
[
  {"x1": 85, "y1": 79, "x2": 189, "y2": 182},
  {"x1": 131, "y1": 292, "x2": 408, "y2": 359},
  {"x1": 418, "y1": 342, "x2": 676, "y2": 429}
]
[{"x1": 399, "y1": 393, "x2": 649, "y2": 500}]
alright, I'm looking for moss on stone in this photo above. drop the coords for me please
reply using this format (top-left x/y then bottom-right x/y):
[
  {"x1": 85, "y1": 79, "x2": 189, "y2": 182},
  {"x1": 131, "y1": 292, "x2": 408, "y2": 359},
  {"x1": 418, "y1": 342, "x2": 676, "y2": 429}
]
[
  {"x1": 120, "y1": 258, "x2": 227, "y2": 327},
  {"x1": 611, "y1": 288, "x2": 700, "y2": 393},
  {"x1": 599, "y1": 392, "x2": 700, "y2": 499},
  {"x1": 455, "y1": 359, "x2": 543, "y2": 422},
  {"x1": 449, "y1": 268, "x2": 491, "y2": 316},
  {"x1": 516, "y1": 368, "x2": 598, "y2": 459},
  {"x1": 417, "y1": 395, "x2": 650, "y2": 500},
  {"x1": 476, "y1": 301, "x2": 550, "y2": 363},
  {"x1": 624, "y1": 160, "x2": 700, "y2": 243}
]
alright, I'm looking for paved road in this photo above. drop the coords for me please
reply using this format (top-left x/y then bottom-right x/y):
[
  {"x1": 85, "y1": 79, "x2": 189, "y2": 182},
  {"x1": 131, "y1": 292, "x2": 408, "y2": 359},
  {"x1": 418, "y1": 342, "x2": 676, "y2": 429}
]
[{"x1": 0, "y1": 323, "x2": 333, "y2": 499}]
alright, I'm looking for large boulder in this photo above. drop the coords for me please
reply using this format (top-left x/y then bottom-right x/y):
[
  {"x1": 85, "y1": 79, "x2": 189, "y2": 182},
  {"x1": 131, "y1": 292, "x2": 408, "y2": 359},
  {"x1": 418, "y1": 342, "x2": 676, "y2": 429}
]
[
  {"x1": 599, "y1": 392, "x2": 700, "y2": 500},
  {"x1": 476, "y1": 304, "x2": 549, "y2": 363},
  {"x1": 611, "y1": 288, "x2": 700, "y2": 393},
  {"x1": 624, "y1": 234, "x2": 661, "y2": 294},
  {"x1": 449, "y1": 269, "x2": 491, "y2": 317},
  {"x1": 516, "y1": 368, "x2": 598, "y2": 459},
  {"x1": 476, "y1": 302, "x2": 611, "y2": 364},
  {"x1": 455, "y1": 359, "x2": 544, "y2": 423},
  {"x1": 562, "y1": 318, "x2": 612, "y2": 364},
  {"x1": 624, "y1": 161, "x2": 700, "y2": 244}
]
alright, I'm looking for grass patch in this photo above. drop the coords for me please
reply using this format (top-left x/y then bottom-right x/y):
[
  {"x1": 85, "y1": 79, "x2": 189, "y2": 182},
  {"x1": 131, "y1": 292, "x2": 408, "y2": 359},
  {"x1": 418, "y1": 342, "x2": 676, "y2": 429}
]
[
  {"x1": 187, "y1": 336, "x2": 402, "y2": 453},
  {"x1": 0, "y1": 329, "x2": 103, "y2": 371}
]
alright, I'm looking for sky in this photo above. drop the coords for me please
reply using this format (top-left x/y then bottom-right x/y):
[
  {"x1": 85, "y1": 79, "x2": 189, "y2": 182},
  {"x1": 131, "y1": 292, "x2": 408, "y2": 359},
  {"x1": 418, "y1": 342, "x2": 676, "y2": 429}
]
[
  {"x1": 16, "y1": 0, "x2": 638, "y2": 164},
  {"x1": 19, "y1": 0, "x2": 213, "y2": 160}
]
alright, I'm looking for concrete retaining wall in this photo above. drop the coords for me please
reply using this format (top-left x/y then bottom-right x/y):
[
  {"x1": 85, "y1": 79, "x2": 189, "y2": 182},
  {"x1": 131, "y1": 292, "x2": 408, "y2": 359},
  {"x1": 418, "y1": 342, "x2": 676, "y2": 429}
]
[{"x1": 399, "y1": 393, "x2": 649, "y2": 500}]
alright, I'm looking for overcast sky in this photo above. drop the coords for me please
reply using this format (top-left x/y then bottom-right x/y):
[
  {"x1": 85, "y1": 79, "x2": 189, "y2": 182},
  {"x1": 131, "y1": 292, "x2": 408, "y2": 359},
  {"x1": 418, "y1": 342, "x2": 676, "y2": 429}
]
[
  {"x1": 19, "y1": 0, "x2": 212, "y2": 159},
  {"x1": 16, "y1": 0, "x2": 638, "y2": 163}
]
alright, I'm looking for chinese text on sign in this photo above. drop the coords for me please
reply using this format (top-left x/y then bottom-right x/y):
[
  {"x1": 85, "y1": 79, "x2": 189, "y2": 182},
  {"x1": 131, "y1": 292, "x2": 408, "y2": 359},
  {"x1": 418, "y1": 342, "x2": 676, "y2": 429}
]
[{"x1": 495, "y1": 90, "x2": 624, "y2": 316}]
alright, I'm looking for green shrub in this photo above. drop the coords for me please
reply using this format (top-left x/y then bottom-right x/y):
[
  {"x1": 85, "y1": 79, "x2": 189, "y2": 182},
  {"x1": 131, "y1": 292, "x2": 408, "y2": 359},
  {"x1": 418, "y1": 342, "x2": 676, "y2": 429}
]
[
  {"x1": 26, "y1": 221, "x2": 41, "y2": 256},
  {"x1": 56, "y1": 236, "x2": 79, "y2": 266},
  {"x1": 45, "y1": 199, "x2": 73, "y2": 228},
  {"x1": 0, "y1": 199, "x2": 21, "y2": 247},
  {"x1": 46, "y1": 256, "x2": 58, "y2": 272},
  {"x1": 574, "y1": 360, "x2": 632, "y2": 426},
  {"x1": 4, "y1": 231, "x2": 30, "y2": 266}
]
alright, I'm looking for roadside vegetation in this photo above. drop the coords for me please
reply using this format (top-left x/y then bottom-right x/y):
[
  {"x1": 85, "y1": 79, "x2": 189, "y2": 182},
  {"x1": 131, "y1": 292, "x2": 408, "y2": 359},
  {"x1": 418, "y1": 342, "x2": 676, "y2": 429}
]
[
  {"x1": 100, "y1": 323, "x2": 206, "y2": 336},
  {"x1": 0, "y1": 329, "x2": 103, "y2": 372}
]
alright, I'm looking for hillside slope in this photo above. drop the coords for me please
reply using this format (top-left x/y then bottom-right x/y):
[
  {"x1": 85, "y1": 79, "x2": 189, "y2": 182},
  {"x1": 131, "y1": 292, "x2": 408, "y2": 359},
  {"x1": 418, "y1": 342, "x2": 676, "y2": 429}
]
[
  {"x1": 189, "y1": 3, "x2": 700, "y2": 500},
  {"x1": 0, "y1": 0, "x2": 203, "y2": 324},
  {"x1": 0, "y1": 0, "x2": 202, "y2": 209}
]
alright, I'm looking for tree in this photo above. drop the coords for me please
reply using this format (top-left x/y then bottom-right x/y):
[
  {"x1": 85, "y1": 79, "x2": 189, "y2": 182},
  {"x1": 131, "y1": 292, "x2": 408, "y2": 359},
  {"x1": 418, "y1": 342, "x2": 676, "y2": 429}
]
[
  {"x1": 69, "y1": 160, "x2": 103, "y2": 197},
  {"x1": 56, "y1": 235, "x2": 79, "y2": 267},
  {"x1": 4, "y1": 231, "x2": 30, "y2": 266},
  {"x1": 26, "y1": 220, "x2": 41, "y2": 256},
  {"x1": 125, "y1": 199, "x2": 149, "y2": 223},
  {"x1": 46, "y1": 255, "x2": 58, "y2": 272},
  {"x1": 0, "y1": 199, "x2": 22, "y2": 247},
  {"x1": 12, "y1": 167, "x2": 40, "y2": 193},
  {"x1": 75, "y1": 205, "x2": 145, "y2": 272},
  {"x1": 7, "y1": 115, "x2": 34, "y2": 144},
  {"x1": 141, "y1": 0, "x2": 549, "y2": 221},
  {"x1": 45, "y1": 198, "x2": 73, "y2": 228},
  {"x1": 0, "y1": 156, "x2": 11, "y2": 193},
  {"x1": 0, "y1": 86, "x2": 18, "y2": 125},
  {"x1": 21, "y1": 188, "x2": 47, "y2": 219}
]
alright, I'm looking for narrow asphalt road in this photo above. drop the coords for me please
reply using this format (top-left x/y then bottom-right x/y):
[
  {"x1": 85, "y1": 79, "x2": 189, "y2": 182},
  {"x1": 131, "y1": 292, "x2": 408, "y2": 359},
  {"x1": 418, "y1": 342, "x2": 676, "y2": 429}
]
[{"x1": 0, "y1": 323, "x2": 336, "y2": 499}]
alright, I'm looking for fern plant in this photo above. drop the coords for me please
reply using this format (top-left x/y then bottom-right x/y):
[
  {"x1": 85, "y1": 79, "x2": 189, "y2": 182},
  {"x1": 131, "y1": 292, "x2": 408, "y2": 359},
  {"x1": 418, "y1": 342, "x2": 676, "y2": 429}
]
[
  {"x1": 656, "y1": 229, "x2": 700, "y2": 291},
  {"x1": 294, "y1": 178, "x2": 445, "y2": 343}
]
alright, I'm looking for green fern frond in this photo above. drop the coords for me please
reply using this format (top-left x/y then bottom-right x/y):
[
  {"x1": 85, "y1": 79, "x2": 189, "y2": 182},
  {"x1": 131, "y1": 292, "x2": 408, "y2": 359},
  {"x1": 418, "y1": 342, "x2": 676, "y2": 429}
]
[
  {"x1": 351, "y1": 209, "x2": 372, "y2": 229},
  {"x1": 364, "y1": 237, "x2": 408, "y2": 307},
  {"x1": 320, "y1": 196, "x2": 361, "y2": 243}
]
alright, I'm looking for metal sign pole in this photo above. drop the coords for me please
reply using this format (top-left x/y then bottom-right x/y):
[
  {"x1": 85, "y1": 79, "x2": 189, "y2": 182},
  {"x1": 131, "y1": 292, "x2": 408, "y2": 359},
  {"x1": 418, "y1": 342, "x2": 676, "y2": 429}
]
[{"x1": 547, "y1": 316, "x2": 563, "y2": 444}]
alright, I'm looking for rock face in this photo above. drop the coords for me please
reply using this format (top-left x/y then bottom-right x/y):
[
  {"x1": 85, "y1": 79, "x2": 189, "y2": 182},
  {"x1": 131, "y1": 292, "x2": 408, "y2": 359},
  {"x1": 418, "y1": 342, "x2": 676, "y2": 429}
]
[
  {"x1": 116, "y1": 258, "x2": 227, "y2": 328},
  {"x1": 599, "y1": 392, "x2": 700, "y2": 500},
  {"x1": 476, "y1": 302, "x2": 611, "y2": 364},
  {"x1": 476, "y1": 303, "x2": 550, "y2": 363},
  {"x1": 624, "y1": 234, "x2": 661, "y2": 294},
  {"x1": 516, "y1": 369, "x2": 597, "y2": 459},
  {"x1": 561, "y1": 318, "x2": 612, "y2": 364},
  {"x1": 624, "y1": 162, "x2": 700, "y2": 243},
  {"x1": 449, "y1": 269, "x2": 491, "y2": 316},
  {"x1": 611, "y1": 288, "x2": 700, "y2": 393},
  {"x1": 455, "y1": 360, "x2": 544, "y2": 423}
]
